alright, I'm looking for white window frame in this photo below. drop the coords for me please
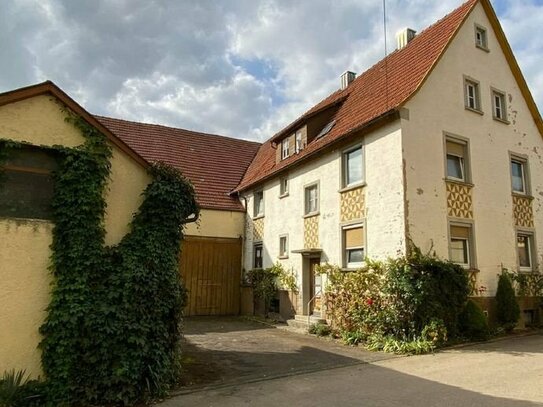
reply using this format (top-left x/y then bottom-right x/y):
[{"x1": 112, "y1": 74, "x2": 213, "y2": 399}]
[
  {"x1": 511, "y1": 158, "x2": 528, "y2": 195},
  {"x1": 446, "y1": 153, "x2": 465, "y2": 182},
  {"x1": 279, "y1": 235, "x2": 289, "y2": 259},
  {"x1": 342, "y1": 223, "x2": 365, "y2": 269},
  {"x1": 517, "y1": 232, "x2": 535, "y2": 272},
  {"x1": 492, "y1": 89, "x2": 508, "y2": 122},
  {"x1": 281, "y1": 138, "x2": 290, "y2": 160},
  {"x1": 279, "y1": 176, "x2": 289, "y2": 197},
  {"x1": 475, "y1": 24, "x2": 488, "y2": 50},
  {"x1": 342, "y1": 145, "x2": 364, "y2": 188},
  {"x1": 450, "y1": 237, "x2": 470, "y2": 268},
  {"x1": 464, "y1": 78, "x2": 481, "y2": 112},
  {"x1": 253, "y1": 243, "x2": 263, "y2": 269},
  {"x1": 304, "y1": 182, "x2": 319, "y2": 216},
  {"x1": 449, "y1": 222, "x2": 475, "y2": 269},
  {"x1": 253, "y1": 190, "x2": 264, "y2": 218},
  {"x1": 295, "y1": 130, "x2": 303, "y2": 153},
  {"x1": 444, "y1": 135, "x2": 470, "y2": 183}
]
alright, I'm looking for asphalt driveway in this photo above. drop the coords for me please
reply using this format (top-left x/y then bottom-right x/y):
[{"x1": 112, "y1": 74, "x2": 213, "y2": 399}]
[{"x1": 163, "y1": 317, "x2": 543, "y2": 407}]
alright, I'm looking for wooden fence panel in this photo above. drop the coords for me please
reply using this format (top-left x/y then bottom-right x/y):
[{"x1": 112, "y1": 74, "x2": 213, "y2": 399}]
[{"x1": 179, "y1": 236, "x2": 242, "y2": 316}]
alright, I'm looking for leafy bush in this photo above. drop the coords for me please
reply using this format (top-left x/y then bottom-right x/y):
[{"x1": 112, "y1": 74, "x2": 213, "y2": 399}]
[
  {"x1": 365, "y1": 334, "x2": 436, "y2": 355},
  {"x1": 340, "y1": 330, "x2": 366, "y2": 346},
  {"x1": 320, "y1": 247, "x2": 469, "y2": 353},
  {"x1": 0, "y1": 370, "x2": 45, "y2": 407},
  {"x1": 496, "y1": 272, "x2": 520, "y2": 332},
  {"x1": 308, "y1": 323, "x2": 331, "y2": 337},
  {"x1": 459, "y1": 300, "x2": 490, "y2": 341},
  {"x1": 247, "y1": 262, "x2": 298, "y2": 315}
]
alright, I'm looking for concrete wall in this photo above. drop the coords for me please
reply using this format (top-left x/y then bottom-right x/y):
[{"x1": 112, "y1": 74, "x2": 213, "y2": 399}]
[
  {"x1": 0, "y1": 95, "x2": 150, "y2": 377},
  {"x1": 242, "y1": 120, "x2": 405, "y2": 310},
  {"x1": 402, "y1": 2, "x2": 543, "y2": 295}
]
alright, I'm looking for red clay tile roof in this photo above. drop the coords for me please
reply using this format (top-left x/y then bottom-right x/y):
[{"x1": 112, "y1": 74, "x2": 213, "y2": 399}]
[
  {"x1": 96, "y1": 116, "x2": 260, "y2": 212},
  {"x1": 235, "y1": 0, "x2": 478, "y2": 192}
]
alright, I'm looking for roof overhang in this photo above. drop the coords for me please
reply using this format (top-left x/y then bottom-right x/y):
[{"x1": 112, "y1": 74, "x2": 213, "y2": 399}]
[
  {"x1": 0, "y1": 81, "x2": 150, "y2": 169},
  {"x1": 291, "y1": 248, "x2": 323, "y2": 257}
]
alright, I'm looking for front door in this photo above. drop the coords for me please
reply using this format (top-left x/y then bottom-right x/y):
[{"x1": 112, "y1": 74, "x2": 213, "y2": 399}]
[{"x1": 309, "y1": 258, "x2": 322, "y2": 316}]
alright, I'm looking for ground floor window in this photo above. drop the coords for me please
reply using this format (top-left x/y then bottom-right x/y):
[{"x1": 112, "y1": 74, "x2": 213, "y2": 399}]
[
  {"x1": 279, "y1": 235, "x2": 288, "y2": 258},
  {"x1": 449, "y1": 224, "x2": 473, "y2": 268},
  {"x1": 517, "y1": 232, "x2": 534, "y2": 271},
  {"x1": 253, "y1": 243, "x2": 263, "y2": 269},
  {"x1": 343, "y1": 223, "x2": 364, "y2": 268}
]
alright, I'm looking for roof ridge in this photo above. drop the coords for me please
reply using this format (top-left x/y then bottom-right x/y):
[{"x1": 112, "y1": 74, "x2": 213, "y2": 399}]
[{"x1": 95, "y1": 114, "x2": 262, "y2": 146}]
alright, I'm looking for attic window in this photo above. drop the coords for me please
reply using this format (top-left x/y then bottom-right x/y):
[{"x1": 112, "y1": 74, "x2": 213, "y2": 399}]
[
  {"x1": 475, "y1": 24, "x2": 488, "y2": 51},
  {"x1": 316, "y1": 120, "x2": 336, "y2": 140}
]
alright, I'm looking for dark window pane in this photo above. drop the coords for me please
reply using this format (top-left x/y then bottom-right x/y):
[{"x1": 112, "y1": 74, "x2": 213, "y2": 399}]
[
  {"x1": 0, "y1": 170, "x2": 55, "y2": 219},
  {"x1": 447, "y1": 155, "x2": 464, "y2": 179},
  {"x1": 518, "y1": 235, "x2": 531, "y2": 268},
  {"x1": 4, "y1": 146, "x2": 58, "y2": 171}
]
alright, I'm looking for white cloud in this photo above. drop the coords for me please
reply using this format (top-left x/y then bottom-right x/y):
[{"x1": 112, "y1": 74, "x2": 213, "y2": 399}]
[{"x1": 0, "y1": 0, "x2": 542, "y2": 141}]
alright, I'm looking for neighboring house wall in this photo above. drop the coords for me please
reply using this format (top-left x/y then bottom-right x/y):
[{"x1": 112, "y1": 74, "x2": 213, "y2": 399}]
[
  {"x1": 402, "y1": 3, "x2": 543, "y2": 295},
  {"x1": 0, "y1": 95, "x2": 150, "y2": 377},
  {"x1": 185, "y1": 208, "x2": 244, "y2": 239},
  {"x1": 242, "y1": 121, "x2": 405, "y2": 310}
]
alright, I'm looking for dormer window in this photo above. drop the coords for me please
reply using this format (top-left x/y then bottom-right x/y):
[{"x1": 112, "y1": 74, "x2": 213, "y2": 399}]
[
  {"x1": 475, "y1": 24, "x2": 488, "y2": 50},
  {"x1": 281, "y1": 138, "x2": 290, "y2": 160},
  {"x1": 295, "y1": 130, "x2": 303, "y2": 153},
  {"x1": 316, "y1": 120, "x2": 336, "y2": 139}
]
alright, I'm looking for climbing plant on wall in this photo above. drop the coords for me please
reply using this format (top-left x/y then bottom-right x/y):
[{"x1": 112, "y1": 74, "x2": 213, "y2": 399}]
[{"x1": 1, "y1": 114, "x2": 199, "y2": 406}]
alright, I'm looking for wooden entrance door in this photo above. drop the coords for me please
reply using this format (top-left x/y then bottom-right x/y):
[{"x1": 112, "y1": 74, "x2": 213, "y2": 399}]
[
  {"x1": 179, "y1": 236, "x2": 242, "y2": 316},
  {"x1": 309, "y1": 257, "x2": 322, "y2": 316}
]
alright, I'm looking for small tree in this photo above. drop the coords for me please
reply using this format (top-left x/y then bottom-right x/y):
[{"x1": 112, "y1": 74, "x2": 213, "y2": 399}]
[
  {"x1": 496, "y1": 272, "x2": 520, "y2": 332},
  {"x1": 459, "y1": 300, "x2": 490, "y2": 341}
]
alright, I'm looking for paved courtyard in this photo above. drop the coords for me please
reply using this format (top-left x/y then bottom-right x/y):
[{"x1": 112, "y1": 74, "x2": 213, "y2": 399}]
[{"x1": 162, "y1": 317, "x2": 543, "y2": 406}]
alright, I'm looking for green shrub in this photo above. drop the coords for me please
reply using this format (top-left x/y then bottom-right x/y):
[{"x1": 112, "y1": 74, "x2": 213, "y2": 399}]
[
  {"x1": 366, "y1": 334, "x2": 436, "y2": 355},
  {"x1": 496, "y1": 272, "x2": 520, "y2": 332},
  {"x1": 459, "y1": 300, "x2": 490, "y2": 341},
  {"x1": 340, "y1": 330, "x2": 366, "y2": 346},
  {"x1": 421, "y1": 319, "x2": 448, "y2": 346},
  {"x1": 308, "y1": 323, "x2": 331, "y2": 337},
  {"x1": 0, "y1": 370, "x2": 45, "y2": 407},
  {"x1": 247, "y1": 262, "x2": 298, "y2": 315}
]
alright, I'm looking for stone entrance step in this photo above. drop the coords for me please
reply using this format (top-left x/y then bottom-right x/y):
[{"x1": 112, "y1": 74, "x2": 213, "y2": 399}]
[{"x1": 286, "y1": 314, "x2": 327, "y2": 330}]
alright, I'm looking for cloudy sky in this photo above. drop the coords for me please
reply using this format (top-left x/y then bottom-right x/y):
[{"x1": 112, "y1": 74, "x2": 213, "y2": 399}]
[{"x1": 2, "y1": 0, "x2": 542, "y2": 142}]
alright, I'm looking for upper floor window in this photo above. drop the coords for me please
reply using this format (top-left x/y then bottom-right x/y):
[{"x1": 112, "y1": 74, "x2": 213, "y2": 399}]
[
  {"x1": 492, "y1": 90, "x2": 508, "y2": 122},
  {"x1": 445, "y1": 138, "x2": 469, "y2": 182},
  {"x1": 279, "y1": 176, "x2": 289, "y2": 197},
  {"x1": 343, "y1": 223, "x2": 364, "y2": 268},
  {"x1": 304, "y1": 183, "x2": 319, "y2": 215},
  {"x1": 464, "y1": 78, "x2": 482, "y2": 112},
  {"x1": 254, "y1": 190, "x2": 264, "y2": 217},
  {"x1": 511, "y1": 157, "x2": 529, "y2": 195},
  {"x1": 281, "y1": 138, "x2": 290, "y2": 160},
  {"x1": 295, "y1": 130, "x2": 303, "y2": 153},
  {"x1": 0, "y1": 145, "x2": 57, "y2": 220},
  {"x1": 475, "y1": 25, "x2": 488, "y2": 50},
  {"x1": 343, "y1": 146, "x2": 363, "y2": 188}
]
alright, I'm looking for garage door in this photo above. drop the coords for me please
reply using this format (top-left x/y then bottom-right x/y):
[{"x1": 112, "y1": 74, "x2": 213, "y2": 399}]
[{"x1": 179, "y1": 236, "x2": 242, "y2": 316}]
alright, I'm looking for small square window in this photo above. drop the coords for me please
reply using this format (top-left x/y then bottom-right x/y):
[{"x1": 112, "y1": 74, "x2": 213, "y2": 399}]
[
  {"x1": 295, "y1": 130, "x2": 303, "y2": 153},
  {"x1": 279, "y1": 177, "x2": 289, "y2": 196},
  {"x1": 279, "y1": 235, "x2": 289, "y2": 258},
  {"x1": 475, "y1": 25, "x2": 488, "y2": 50},
  {"x1": 253, "y1": 243, "x2": 263, "y2": 269},
  {"x1": 445, "y1": 139, "x2": 468, "y2": 182},
  {"x1": 343, "y1": 146, "x2": 363, "y2": 187},
  {"x1": 343, "y1": 224, "x2": 364, "y2": 268},
  {"x1": 450, "y1": 225, "x2": 473, "y2": 268},
  {"x1": 517, "y1": 233, "x2": 534, "y2": 271},
  {"x1": 253, "y1": 190, "x2": 264, "y2": 217},
  {"x1": 492, "y1": 90, "x2": 508, "y2": 122},
  {"x1": 304, "y1": 183, "x2": 319, "y2": 215},
  {"x1": 281, "y1": 138, "x2": 290, "y2": 160},
  {"x1": 465, "y1": 79, "x2": 481, "y2": 112},
  {"x1": 511, "y1": 159, "x2": 528, "y2": 194}
]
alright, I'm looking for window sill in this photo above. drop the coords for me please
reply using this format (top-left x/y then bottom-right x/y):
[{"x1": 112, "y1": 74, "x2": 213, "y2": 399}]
[
  {"x1": 278, "y1": 255, "x2": 289, "y2": 260},
  {"x1": 338, "y1": 182, "x2": 366, "y2": 193},
  {"x1": 493, "y1": 116, "x2": 510, "y2": 125},
  {"x1": 303, "y1": 212, "x2": 320, "y2": 219},
  {"x1": 253, "y1": 215, "x2": 265, "y2": 220},
  {"x1": 279, "y1": 193, "x2": 289, "y2": 199},
  {"x1": 0, "y1": 216, "x2": 53, "y2": 224},
  {"x1": 476, "y1": 45, "x2": 490, "y2": 53},
  {"x1": 445, "y1": 178, "x2": 474, "y2": 187},
  {"x1": 465, "y1": 107, "x2": 484, "y2": 116},
  {"x1": 519, "y1": 268, "x2": 536, "y2": 274}
]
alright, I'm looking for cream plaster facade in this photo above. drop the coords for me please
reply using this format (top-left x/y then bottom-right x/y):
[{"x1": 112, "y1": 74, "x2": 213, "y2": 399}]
[
  {"x1": 0, "y1": 95, "x2": 150, "y2": 377},
  {"x1": 402, "y1": 3, "x2": 543, "y2": 295}
]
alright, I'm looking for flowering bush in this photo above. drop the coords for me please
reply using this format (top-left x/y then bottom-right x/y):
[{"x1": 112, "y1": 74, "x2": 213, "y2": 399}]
[{"x1": 319, "y1": 248, "x2": 470, "y2": 352}]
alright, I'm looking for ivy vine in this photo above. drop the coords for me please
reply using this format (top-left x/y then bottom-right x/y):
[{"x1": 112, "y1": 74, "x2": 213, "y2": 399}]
[{"x1": 1, "y1": 114, "x2": 199, "y2": 406}]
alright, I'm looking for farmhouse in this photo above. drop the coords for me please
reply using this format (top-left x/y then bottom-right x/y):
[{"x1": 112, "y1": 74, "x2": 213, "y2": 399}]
[{"x1": 0, "y1": 0, "x2": 541, "y2": 377}]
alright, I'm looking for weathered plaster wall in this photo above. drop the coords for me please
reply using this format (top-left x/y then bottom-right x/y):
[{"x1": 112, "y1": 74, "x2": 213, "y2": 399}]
[
  {"x1": 242, "y1": 120, "x2": 405, "y2": 309},
  {"x1": 402, "y1": 3, "x2": 543, "y2": 295},
  {"x1": 184, "y1": 209, "x2": 245, "y2": 239},
  {"x1": 0, "y1": 95, "x2": 150, "y2": 377}
]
